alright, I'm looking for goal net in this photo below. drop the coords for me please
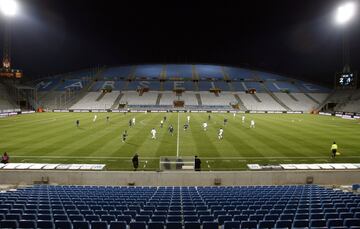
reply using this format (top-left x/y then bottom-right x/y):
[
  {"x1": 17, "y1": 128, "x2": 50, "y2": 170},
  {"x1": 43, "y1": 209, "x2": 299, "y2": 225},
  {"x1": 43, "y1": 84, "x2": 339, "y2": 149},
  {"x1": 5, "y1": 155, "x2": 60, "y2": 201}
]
[{"x1": 159, "y1": 156, "x2": 195, "y2": 171}]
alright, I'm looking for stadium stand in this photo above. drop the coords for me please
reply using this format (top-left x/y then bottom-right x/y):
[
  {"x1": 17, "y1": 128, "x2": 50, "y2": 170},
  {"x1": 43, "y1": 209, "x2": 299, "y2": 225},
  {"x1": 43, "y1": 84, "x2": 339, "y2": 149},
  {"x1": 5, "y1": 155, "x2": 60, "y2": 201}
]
[
  {"x1": 33, "y1": 64, "x2": 332, "y2": 112},
  {"x1": 273, "y1": 93, "x2": 319, "y2": 112},
  {"x1": 239, "y1": 92, "x2": 286, "y2": 111},
  {"x1": 0, "y1": 82, "x2": 18, "y2": 111},
  {"x1": 0, "y1": 185, "x2": 360, "y2": 229},
  {"x1": 71, "y1": 92, "x2": 121, "y2": 109}
]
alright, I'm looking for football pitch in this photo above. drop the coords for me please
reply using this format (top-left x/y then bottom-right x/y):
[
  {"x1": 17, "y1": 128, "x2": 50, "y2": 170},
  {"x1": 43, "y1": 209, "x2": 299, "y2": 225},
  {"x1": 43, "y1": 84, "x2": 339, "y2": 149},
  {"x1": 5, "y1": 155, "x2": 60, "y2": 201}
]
[{"x1": 0, "y1": 112, "x2": 360, "y2": 171}]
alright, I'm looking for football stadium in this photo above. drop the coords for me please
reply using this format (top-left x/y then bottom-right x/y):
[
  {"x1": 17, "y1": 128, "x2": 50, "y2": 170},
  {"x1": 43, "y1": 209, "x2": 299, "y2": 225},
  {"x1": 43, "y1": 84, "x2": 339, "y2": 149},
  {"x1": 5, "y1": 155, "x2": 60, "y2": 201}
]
[{"x1": 1, "y1": 1, "x2": 360, "y2": 229}]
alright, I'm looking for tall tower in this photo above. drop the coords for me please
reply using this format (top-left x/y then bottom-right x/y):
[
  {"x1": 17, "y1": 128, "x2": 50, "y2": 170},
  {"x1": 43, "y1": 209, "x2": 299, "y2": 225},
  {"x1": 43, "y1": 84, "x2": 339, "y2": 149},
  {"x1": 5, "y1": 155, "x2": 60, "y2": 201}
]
[{"x1": 2, "y1": 22, "x2": 11, "y2": 70}]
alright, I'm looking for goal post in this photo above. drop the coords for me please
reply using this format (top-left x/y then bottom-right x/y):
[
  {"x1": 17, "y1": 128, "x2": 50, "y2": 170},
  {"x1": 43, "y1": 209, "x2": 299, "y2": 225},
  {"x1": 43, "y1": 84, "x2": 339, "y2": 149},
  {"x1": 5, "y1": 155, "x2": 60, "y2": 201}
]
[{"x1": 159, "y1": 156, "x2": 195, "y2": 171}]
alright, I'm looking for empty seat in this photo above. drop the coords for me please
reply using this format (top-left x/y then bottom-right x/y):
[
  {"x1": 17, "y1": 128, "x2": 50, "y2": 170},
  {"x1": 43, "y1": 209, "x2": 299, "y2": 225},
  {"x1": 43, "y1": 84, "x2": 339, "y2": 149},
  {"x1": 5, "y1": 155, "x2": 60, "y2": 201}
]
[
  {"x1": 118, "y1": 215, "x2": 132, "y2": 224},
  {"x1": 109, "y1": 221, "x2": 127, "y2": 229},
  {"x1": 148, "y1": 222, "x2": 164, "y2": 229},
  {"x1": 202, "y1": 221, "x2": 218, "y2": 229},
  {"x1": 37, "y1": 220, "x2": 54, "y2": 229},
  {"x1": 184, "y1": 215, "x2": 199, "y2": 222},
  {"x1": 6, "y1": 213, "x2": 21, "y2": 221},
  {"x1": 73, "y1": 220, "x2": 90, "y2": 229},
  {"x1": 345, "y1": 219, "x2": 360, "y2": 227},
  {"x1": 184, "y1": 221, "x2": 201, "y2": 229},
  {"x1": 310, "y1": 219, "x2": 327, "y2": 228},
  {"x1": 101, "y1": 214, "x2": 116, "y2": 223},
  {"x1": 0, "y1": 220, "x2": 18, "y2": 229},
  {"x1": 91, "y1": 221, "x2": 108, "y2": 229},
  {"x1": 258, "y1": 220, "x2": 275, "y2": 229},
  {"x1": 54, "y1": 220, "x2": 72, "y2": 229},
  {"x1": 18, "y1": 220, "x2": 36, "y2": 229},
  {"x1": 292, "y1": 219, "x2": 309, "y2": 228},
  {"x1": 223, "y1": 221, "x2": 241, "y2": 229},
  {"x1": 275, "y1": 220, "x2": 292, "y2": 228},
  {"x1": 327, "y1": 218, "x2": 344, "y2": 227},
  {"x1": 218, "y1": 215, "x2": 233, "y2": 225},
  {"x1": 240, "y1": 220, "x2": 258, "y2": 229},
  {"x1": 167, "y1": 215, "x2": 182, "y2": 222},
  {"x1": 166, "y1": 222, "x2": 182, "y2": 229},
  {"x1": 85, "y1": 214, "x2": 100, "y2": 222}
]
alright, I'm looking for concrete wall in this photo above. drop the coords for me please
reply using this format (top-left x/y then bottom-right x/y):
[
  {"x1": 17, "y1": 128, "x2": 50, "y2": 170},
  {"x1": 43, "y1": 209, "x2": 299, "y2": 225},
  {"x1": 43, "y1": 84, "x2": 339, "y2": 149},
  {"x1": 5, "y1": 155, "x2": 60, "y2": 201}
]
[{"x1": 1, "y1": 170, "x2": 360, "y2": 186}]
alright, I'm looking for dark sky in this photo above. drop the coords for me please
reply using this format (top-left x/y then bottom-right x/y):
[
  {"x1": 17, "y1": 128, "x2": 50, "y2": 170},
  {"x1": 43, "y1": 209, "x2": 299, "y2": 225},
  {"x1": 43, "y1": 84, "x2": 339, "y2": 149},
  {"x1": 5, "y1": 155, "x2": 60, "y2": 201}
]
[{"x1": 1, "y1": 0, "x2": 360, "y2": 85}]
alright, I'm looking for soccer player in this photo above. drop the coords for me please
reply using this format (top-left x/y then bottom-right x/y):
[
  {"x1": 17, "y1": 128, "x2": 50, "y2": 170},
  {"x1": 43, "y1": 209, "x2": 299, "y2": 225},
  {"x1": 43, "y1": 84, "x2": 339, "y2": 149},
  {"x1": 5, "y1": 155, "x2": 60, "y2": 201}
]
[
  {"x1": 163, "y1": 116, "x2": 167, "y2": 122},
  {"x1": 208, "y1": 114, "x2": 211, "y2": 120},
  {"x1": 160, "y1": 120, "x2": 164, "y2": 128},
  {"x1": 122, "y1": 130, "x2": 128, "y2": 142},
  {"x1": 168, "y1": 125, "x2": 174, "y2": 136},
  {"x1": 76, "y1": 120, "x2": 80, "y2": 127},
  {"x1": 233, "y1": 112, "x2": 236, "y2": 118},
  {"x1": 242, "y1": 115, "x2": 245, "y2": 123},
  {"x1": 132, "y1": 153, "x2": 139, "y2": 171},
  {"x1": 93, "y1": 114, "x2": 97, "y2": 122},
  {"x1": 203, "y1": 122, "x2": 208, "y2": 131},
  {"x1": 331, "y1": 141, "x2": 338, "y2": 158},
  {"x1": 224, "y1": 118, "x2": 228, "y2": 126},
  {"x1": 132, "y1": 117, "x2": 136, "y2": 126},
  {"x1": 250, "y1": 120, "x2": 255, "y2": 128},
  {"x1": 218, "y1": 128, "x2": 224, "y2": 140},
  {"x1": 187, "y1": 115, "x2": 190, "y2": 123},
  {"x1": 129, "y1": 119, "x2": 132, "y2": 127},
  {"x1": 106, "y1": 116, "x2": 109, "y2": 123},
  {"x1": 184, "y1": 123, "x2": 189, "y2": 131},
  {"x1": 151, "y1": 128, "x2": 157, "y2": 139}
]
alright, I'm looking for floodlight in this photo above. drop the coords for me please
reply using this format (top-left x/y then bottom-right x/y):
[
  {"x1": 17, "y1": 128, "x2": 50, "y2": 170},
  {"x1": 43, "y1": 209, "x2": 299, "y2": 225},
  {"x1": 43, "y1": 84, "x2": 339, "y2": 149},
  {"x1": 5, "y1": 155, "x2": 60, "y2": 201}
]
[
  {"x1": 336, "y1": 2, "x2": 356, "y2": 25},
  {"x1": 0, "y1": 0, "x2": 18, "y2": 17}
]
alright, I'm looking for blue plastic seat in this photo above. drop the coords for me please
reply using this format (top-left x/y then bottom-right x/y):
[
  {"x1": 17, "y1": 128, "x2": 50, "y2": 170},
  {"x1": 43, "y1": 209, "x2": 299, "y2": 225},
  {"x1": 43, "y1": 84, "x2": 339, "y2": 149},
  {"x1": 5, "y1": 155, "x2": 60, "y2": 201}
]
[
  {"x1": 84, "y1": 214, "x2": 100, "y2": 222},
  {"x1": 275, "y1": 220, "x2": 292, "y2": 228},
  {"x1": 184, "y1": 221, "x2": 200, "y2": 229},
  {"x1": 167, "y1": 215, "x2": 182, "y2": 222},
  {"x1": 345, "y1": 218, "x2": 360, "y2": 227},
  {"x1": 223, "y1": 221, "x2": 241, "y2": 229},
  {"x1": 136, "y1": 215, "x2": 150, "y2": 223},
  {"x1": 258, "y1": 220, "x2": 275, "y2": 229},
  {"x1": 73, "y1": 220, "x2": 90, "y2": 229},
  {"x1": 199, "y1": 215, "x2": 215, "y2": 223},
  {"x1": 148, "y1": 222, "x2": 164, "y2": 229},
  {"x1": 54, "y1": 220, "x2": 72, "y2": 229},
  {"x1": 240, "y1": 220, "x2": 257, "y2": 229},
  {"x1": 5, "y1": 213, "x2": 21, "y2": 221},
  {"x1": 109, "y1": 221, "x2": 127, "y2": 229},
  {"x1": 118, "y1": 215, "x2": 132, "y2": 224},
  {"x1": 310, "y1": 219, "x2": 327, "y2": 228},
  {"x1": 327, "y1": 218, "x2": 344, "y2": 227},
  {"x1": 130, "y1": 221, "x2": 147, "y2": 229},
  {"x1": 36, "y1": 220, "x2": 55, "y2": 229},
  {"x1": 69, "y1": 214, "x2": 84, "y2": 221},
  {"x1": 18, "y1": 220, "x2": 36, "y2": 229},
  {"x1": 0, "y1": 220, "x2": 18, "y2": 228},
  {"x1": 166, "y1": 222, "x2": 182, "y2": 229},
  {"x1": 292, "y1": 219, "x2": 309, "y2": 228},
  {"x1": 91, "y1": 221, "x2": 108, "y2": 229},
  {"x1": 184, "y1": 215, "x2": 199, "y2": 222},
  {"x1": 202, "y1": 221, "x2": 218, "y2": 229},
  {"x1": 218, "y1": 215, "x2": 232, "y2": 225}
]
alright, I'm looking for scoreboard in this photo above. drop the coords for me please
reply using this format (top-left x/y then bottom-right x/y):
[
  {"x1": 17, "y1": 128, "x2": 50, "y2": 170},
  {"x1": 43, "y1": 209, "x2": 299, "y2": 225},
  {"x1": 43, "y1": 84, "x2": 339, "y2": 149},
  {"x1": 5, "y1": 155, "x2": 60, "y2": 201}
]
[{"x1": 335, "y1": 72, "x2": 357, "y2": 89}]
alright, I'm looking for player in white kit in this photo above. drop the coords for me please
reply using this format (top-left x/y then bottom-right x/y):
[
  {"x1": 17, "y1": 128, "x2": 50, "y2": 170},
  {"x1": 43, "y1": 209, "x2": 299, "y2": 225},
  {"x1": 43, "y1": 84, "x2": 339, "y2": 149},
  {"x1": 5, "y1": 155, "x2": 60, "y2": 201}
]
[
  {"x1": 218, "y1": 128, "x2": 224, "y2": 140},
  {"x1": 250, "y1": 120, "x2": 255, "y2": 128},
  {"x1": 93, "y1": 115, "x2": 97, "y2": 122},
  {"x1": 202, "y1": 122, "x2": 208, "y2": 131},
  {"x1": 151, "y1": 128, "x2": 157, "y2": 139}
]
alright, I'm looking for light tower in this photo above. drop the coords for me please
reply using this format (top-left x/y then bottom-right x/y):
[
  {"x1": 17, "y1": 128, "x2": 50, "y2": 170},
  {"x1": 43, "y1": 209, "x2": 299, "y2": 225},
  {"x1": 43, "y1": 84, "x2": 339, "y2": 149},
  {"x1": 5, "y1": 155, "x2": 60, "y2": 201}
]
[
  {"x1": 334, "y1": 1, "x2": 358, "y2": 89},
  {"x1": 0, "y1": 0, "x2": 22, "y2": 78},
  {"x1": 335, "y1": 1, "x2": 356, "y2": 73}
]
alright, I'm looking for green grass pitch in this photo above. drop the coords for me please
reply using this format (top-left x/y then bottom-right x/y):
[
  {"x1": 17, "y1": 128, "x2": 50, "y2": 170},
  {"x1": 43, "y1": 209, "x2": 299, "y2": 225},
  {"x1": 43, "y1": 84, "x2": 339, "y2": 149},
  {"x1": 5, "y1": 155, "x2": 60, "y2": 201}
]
[{"x1": 0, "y1": 112, "x2": 360, "y2": 170}]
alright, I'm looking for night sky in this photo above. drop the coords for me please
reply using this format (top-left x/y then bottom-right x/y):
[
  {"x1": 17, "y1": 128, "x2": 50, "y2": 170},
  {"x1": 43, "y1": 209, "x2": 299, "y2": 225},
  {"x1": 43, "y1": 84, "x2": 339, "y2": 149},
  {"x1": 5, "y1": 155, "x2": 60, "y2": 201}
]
[{"x1": 1, "y1": 0, "x2": 359, "y2": 85}]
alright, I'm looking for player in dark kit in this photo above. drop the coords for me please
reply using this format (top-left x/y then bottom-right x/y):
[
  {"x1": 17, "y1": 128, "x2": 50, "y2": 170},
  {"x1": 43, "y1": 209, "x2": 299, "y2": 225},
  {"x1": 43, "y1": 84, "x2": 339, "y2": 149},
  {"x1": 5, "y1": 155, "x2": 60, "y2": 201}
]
[
  {"x1": 76, "y1": 120, "x2": 80, "y2": 127},
  {"x1": 224, "y1": 118, "x2": 228, "y2": 125},
  {"x1": 168, "y1": 125, "x2": 174, "y2": 136},
  {"x1": 122, "y1": 130, "x2": 128, "y2": 142},
  {"x1": 106, "y1": 116, "x2": 109, "y2": 123},
  {"x1": 184, "y1": 123, "x2": 189, "y2": 131},
  {"x1": 129, "y1": 119, "x2": 132, "y2": 127}
]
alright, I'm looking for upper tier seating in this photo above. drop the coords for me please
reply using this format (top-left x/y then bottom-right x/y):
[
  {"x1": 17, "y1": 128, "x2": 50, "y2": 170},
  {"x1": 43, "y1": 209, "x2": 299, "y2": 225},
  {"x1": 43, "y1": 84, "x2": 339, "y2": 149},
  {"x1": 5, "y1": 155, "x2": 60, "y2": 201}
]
[
  {"x1": 134, "y1": 65, "x2": 163, "y2": 79},
  {"x1": 102, "y1": 66, "x2": 133, "y2": 80},
  {"x1": 126, "y1": 81, "x2": 161, "y2": 91},
  {"x1": 265, "y1": 82, "x2": 300, "y2": 93},
  {"x1": 196, "y1": 65, "x2": 224, "y2": 79},
  {"x1": 166, "y1": 65, "x2": 193, "y2": 79},
  {"x1": 0, "y1": 185, "x2": 360, "y2": 229}
]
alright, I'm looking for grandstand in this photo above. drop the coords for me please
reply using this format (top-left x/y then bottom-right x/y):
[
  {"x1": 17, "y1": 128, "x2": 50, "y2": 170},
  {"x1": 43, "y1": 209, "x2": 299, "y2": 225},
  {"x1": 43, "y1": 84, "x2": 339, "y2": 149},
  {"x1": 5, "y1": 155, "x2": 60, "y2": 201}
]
[
  {"x1": 33, "y1": 64, "x2": 332, "y2": 112},
  {"x1": 1, "y1": 185, "x2": 360, "y2": 229}
]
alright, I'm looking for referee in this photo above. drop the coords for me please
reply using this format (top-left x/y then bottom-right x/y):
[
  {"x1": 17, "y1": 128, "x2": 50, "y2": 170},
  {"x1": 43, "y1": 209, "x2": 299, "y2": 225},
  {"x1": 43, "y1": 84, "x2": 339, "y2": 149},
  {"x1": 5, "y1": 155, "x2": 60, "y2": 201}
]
[{"x1": 331, "y1": 141, "x2": 338, "y2": 158}]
